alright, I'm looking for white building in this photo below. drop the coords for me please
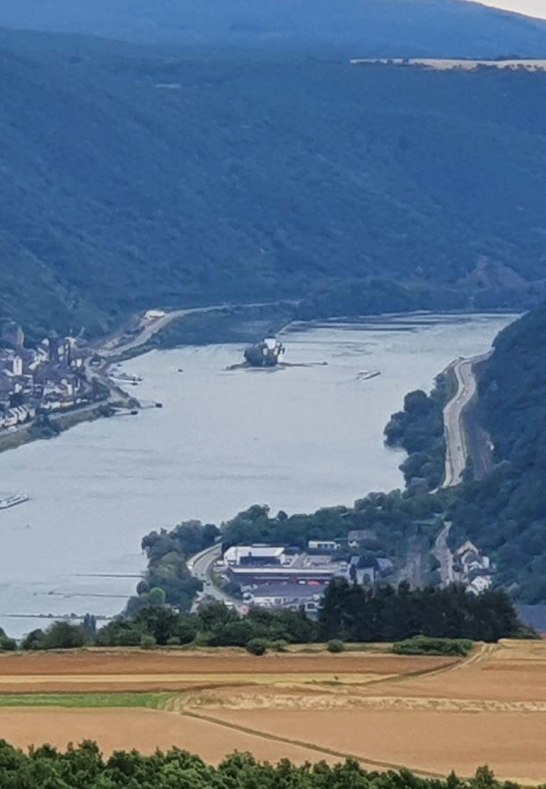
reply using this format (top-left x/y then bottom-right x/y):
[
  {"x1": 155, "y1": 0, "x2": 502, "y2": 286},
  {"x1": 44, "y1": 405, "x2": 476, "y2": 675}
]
[
  {"x1": 144, "y1": 309, "x2": 167, "y2": 322},
  {"x1": 3, "y1": 410, "x2": 18, "y2": 428},
  {"x1": 12, "y1": 355, "x2": 23, "y2": 377},
  {"x1": 468, "y1": 575, "x2": 492, "y2": 595},
  {"x1": 223, "y1": 545, "x2": 285, "y2": 566}
]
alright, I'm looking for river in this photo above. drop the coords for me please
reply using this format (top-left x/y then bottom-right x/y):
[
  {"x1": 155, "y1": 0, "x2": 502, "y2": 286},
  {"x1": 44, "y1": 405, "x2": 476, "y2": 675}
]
[{"x1": 0, "y1": 312, "x2": 515, "y2": 637}]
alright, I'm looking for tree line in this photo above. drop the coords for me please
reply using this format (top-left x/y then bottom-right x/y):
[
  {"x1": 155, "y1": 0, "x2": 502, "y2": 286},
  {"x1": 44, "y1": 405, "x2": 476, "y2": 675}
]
[
  {"x1": 0, "y1": 741, "x2": 523, "y2": 789},
  {"x1": 15, "y1": 581, "x2": 529, "y2": 653},
  {"x1": 319, "y1": 580, "x2": 527, "y2": 643}
]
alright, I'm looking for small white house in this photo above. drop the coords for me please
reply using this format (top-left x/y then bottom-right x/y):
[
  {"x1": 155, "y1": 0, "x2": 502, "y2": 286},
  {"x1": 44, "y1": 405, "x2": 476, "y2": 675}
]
[{"x1": 144, "y1": 309, "x2": 167, "y2": 322}]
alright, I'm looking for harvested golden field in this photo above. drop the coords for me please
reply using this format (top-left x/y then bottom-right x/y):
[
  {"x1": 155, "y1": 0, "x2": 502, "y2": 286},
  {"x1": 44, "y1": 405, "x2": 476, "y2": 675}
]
[
  {"x1": 174, "y1": 640, "x2": 546, "y2": 784},
  {"x1": 0, "y1": 649, "x2": 450, "y2": 693},
  {"x1": 360, "y1": 640, "x2": 546, "y2": 704},
  {"x1": 205, "y1": 708, "x2": 546, "y2": 784},
  {"x1": 3, "y1": 642, "x2": 546, "y2": 783},
  {"x1": 0, "y1": 708, "x2": 340, "y2": 765}
]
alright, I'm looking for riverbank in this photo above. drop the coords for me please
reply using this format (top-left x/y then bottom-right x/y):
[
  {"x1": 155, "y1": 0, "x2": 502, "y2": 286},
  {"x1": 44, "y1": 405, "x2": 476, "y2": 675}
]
[{"x1": 0, "y1": 403, "x2": 117, "y2": 456}]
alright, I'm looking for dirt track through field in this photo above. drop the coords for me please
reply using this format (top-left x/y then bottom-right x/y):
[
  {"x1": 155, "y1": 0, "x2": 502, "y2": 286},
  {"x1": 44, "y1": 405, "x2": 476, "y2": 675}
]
[{"x1": 192, "y1": 707, "x2": 546, "y2": 784}]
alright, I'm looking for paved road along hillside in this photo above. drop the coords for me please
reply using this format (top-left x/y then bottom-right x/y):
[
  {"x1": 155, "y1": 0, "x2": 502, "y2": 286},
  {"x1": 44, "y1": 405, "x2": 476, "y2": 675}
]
[{"x1": 442, "y1": 354, "x2": 489, "y2": 488}]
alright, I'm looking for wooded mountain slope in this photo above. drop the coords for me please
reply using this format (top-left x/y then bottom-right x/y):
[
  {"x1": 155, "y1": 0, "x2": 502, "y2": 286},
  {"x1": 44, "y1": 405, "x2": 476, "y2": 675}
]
[
  {"x1": 1, "y1": 0, "x2": 546, "y2": 55},
  {"x1": 2, "y1": 30, "x2": 546, "y2": 333},
  {"x1": 452, "y1": 305, "x2": 546, "y2": 602}
]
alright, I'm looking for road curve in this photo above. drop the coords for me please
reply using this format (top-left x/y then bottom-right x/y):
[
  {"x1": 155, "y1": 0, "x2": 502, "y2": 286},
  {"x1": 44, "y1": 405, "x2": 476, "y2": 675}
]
[
  {"x1": 100, "y1": 308, "x2": 215, "y2": 359},
  {"x1": 188, "y1": 544, "x2": 247, "y2": 614},
  {"x1": 100, "y1": 300, "x2": 293, "y2": 360},
  {"x1": 442, "y1": 354, "x2": 488, "y2": 488},
  {"x1": 432, "y1": 522, "x2": 454, "y2": 585}
]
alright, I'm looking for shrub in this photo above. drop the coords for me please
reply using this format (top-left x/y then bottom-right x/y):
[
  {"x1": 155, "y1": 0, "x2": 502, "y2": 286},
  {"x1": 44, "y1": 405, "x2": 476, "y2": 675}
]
[
  {"x1": 41, "y1": 622, "x2": 86, "y2": 650},
  {"x1": 327, "y1": 639, "x2": 345, "y2": 653},
  {"x1": 0, "y1": 636, "x2": 17, "y2": 652},
  {"x1": 176, "y1": 618, "x2": 198, "y2": 645},
  {"x1": 269, "y1": 639, "x2": 288, "y2": 652},
  {"x1": 208, "y1": 620, "x2": 258, "y2": 647},
  {"x1": 21, "y1": 629, "x2": 46, "y2": 651},
  {"x1": 140, "y1": 634, "x2": 157, "y2": 649},
  {"x1": 115, "y1": 629, "x2": 143, "y2": 647},
  {"x1": 392, "y1": 636, "x2": 474, "y2": 657},
  {"x1": 246, "y1": 638, "x2": 268, "y2": 656}
]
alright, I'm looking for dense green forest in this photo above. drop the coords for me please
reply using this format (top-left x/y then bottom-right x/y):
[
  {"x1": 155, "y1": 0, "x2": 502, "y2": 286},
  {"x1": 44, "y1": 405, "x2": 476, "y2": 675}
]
[
  {"x1": 2, "y1": 0, "x2": 546, "y2": 55},
  {"x1": 384, "y1": 372, "x2": 453, "y2": 490},
  {"x1": 318, "y1": 579, "x2": 525, "y2": 643},
  {"x1": 0, "y1": 741, "x2": 524, "y2": 789},
  {"x1": 450, "y1": 305, "x2": 546, "y2": 603},
  {"x1": 2, "y1": 30, "x2": 546, "y2": 334}
]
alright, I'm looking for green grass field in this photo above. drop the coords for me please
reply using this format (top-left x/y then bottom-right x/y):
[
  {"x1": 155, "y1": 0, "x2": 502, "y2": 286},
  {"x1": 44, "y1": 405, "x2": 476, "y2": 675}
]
[{"x1": 0, "y1": 693, "x2": 171, "y2": 709}]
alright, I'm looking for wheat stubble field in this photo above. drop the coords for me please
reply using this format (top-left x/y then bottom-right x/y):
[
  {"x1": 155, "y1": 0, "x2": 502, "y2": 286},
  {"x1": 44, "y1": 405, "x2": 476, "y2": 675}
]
[{"x1": 0, "y1": 642, "x2": 545, "y2": 783}]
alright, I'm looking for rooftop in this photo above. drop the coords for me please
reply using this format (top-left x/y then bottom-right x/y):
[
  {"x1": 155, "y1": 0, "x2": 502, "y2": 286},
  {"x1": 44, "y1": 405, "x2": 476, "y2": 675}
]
[
  {"x1": 248, "y1": 583, "x2": 325, "y2": 600},
  {"x1": 224, "y1": 545, "x2": 285, "y2": 562}
]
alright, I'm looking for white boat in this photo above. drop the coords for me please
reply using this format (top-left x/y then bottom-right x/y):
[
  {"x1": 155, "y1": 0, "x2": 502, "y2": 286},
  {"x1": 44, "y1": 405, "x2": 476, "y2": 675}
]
[{"x1": 0, "y1": 493, "x2": 29, "y2": 510}]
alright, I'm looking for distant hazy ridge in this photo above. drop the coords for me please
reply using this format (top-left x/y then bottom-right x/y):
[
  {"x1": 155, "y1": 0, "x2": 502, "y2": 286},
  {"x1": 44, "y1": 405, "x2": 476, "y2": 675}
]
[
  {"x1": 1, "y1": 27, "x2": 546, "y2": 333},
  {"x1": 1, "y1": 0, "x2": 546, "y2": 54}
]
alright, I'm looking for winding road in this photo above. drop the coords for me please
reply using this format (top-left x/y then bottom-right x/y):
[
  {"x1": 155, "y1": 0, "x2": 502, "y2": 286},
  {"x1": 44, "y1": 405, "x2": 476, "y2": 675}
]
[
  {"x1": 442, "y1": 354, "x2": 488, "y2": 488},
  {"x1": 188, "y1": 544, "x2": 247, "y2": 614},
  {"x1": 100, "y1": 300, "x2": 293, "y2": 360},
  {"x1": 99, "y1": 308, "x2": 214, "y2": 359},
  {"x1": 432, "y1": 523, "x2": 454, "y2": 586}
]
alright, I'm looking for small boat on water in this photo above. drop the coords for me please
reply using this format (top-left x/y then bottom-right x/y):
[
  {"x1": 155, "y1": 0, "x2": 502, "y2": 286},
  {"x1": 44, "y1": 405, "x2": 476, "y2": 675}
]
[
  {"x1": 356, "y1": 370, "x2": 381, "y2": 381},
  {"x1": 0, "y1": 493, "x2": 29, "y2": 510}
]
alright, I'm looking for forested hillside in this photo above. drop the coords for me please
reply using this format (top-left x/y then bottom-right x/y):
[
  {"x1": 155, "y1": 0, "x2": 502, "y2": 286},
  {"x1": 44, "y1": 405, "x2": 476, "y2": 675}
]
[
  {"x1": 2, "y1": 29, "x2": 546, "y2": 334},
  {"x1": 1, "y1": 0, "x2": 546, "y2": 55},
  {"x1": 451, "y1": 305, "x2": 546, "y2": 602}
]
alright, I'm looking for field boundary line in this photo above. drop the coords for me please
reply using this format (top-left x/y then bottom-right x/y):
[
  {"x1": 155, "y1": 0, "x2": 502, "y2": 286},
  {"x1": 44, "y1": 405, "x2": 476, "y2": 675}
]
[
  {"x1": 177, "y1": 709, "x2": 449, "y2": 779},
  {"x1": 334, "y1": 643, "x2": 493, "y2": 695}
]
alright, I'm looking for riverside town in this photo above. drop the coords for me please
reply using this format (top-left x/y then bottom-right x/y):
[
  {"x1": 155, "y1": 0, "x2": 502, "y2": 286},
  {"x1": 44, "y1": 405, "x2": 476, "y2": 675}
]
[{"x1": 0, "y1": 321, "x2": 96, "y2": 431}]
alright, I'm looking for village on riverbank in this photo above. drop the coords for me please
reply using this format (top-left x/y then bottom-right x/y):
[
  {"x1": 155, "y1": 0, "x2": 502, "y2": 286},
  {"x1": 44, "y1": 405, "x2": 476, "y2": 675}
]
[
  {"x1": 0, "y1": 311, "x2": 174, "y2": 454},
  {"x1": 0, "y1": 302, "x2": 297, "y2": 454},
  {"x1": 0, "y1": 321, "x2": 98, "y2": 432}
]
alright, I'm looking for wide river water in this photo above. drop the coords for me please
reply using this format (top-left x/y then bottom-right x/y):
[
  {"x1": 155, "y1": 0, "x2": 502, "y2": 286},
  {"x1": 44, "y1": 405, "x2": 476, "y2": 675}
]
[{"x1": 0, "y1": 313, "x2": 515, "y2": 637}]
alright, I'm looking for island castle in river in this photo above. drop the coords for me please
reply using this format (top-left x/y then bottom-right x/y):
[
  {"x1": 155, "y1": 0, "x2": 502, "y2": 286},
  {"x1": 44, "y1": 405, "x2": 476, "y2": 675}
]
[{"x1": 244, "y1": 338, "x2": 285, "y2": 367}]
